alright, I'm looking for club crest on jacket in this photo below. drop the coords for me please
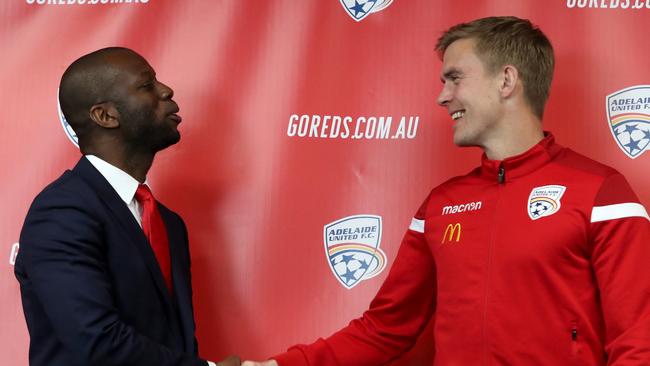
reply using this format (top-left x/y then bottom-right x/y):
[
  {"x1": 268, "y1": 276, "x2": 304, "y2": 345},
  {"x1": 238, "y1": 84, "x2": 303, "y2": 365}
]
[{"x1": 528, "y1": 185, "x2": 566, "y2": 220}]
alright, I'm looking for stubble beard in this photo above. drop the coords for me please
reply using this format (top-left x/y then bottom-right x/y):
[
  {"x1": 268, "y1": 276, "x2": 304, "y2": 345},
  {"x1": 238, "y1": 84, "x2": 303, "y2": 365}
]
[{"x1": 118, "y1": 104, "x2": 180, "y2": 154}]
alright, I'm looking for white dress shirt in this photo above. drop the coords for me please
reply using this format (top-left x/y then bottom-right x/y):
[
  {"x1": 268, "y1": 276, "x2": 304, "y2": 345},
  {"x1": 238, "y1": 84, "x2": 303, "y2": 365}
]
[{"x1": 85, "y1": 155, "x2": 145, "y2": 227}]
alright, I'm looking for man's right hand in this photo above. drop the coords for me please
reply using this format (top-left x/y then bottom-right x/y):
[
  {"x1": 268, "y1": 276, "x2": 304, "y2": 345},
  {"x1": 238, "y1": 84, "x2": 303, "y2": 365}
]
[
  {"x1": 218, "y1": 355, "x2": 242, "y2": 366},
  {"x1": 241, "y1": 360, "x2": 278, "y2": 366}
]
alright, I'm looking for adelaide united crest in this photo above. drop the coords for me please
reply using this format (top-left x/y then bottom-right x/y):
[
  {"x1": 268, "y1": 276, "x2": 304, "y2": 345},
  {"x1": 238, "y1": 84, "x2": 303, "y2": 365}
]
[
  {"x1": 339, "y1": 0, "x2": 393, "y2": 22},
  {"x1": 324, "y1": 215, "x2": 387, "y2": 289},
  {"x1": 57, "y1": 89, "x2": 79, "y2": 147},
  {"x1": 606, "y1": 85, "x2": 650, "y2": 159},
  {"x1": 528, "y1": 185, "x2": 566, "y2": 220}
]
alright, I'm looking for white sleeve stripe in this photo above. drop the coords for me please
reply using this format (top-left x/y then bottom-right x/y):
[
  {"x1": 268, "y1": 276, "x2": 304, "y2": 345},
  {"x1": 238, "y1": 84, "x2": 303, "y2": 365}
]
[
  {"x1": 409, "y1": 218, "x2": 425, "y2": 233},
  {"x1": 591, "y1": 203, "x2": 650, "y2": 223}
]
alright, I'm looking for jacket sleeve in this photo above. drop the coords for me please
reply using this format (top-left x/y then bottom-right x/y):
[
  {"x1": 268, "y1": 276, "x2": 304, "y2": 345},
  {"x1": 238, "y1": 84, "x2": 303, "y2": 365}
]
[
  {"x1": 17, "y1": 187, "x2": 208, "y2": 366},
  {"x1": 273, "y1": 196, "x2": 437, "y2": 366},
  {"x1": 588, "y1": 173, "x2": 650, "y2": 365}
]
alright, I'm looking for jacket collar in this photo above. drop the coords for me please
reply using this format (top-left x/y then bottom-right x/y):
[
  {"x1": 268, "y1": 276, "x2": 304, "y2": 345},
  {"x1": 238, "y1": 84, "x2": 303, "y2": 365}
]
[
  {"x1": 84, "y1": 154, "x2": 144, "y2": 207},
  {"x1": 479, "y1": 132, "x2": 563, "y2": 183}
]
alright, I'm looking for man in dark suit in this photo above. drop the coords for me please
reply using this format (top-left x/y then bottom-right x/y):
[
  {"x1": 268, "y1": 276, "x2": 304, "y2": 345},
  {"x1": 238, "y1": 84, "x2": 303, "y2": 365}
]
[{"x1": 14, "y1": 47, "x2": 240, "y2": 366}]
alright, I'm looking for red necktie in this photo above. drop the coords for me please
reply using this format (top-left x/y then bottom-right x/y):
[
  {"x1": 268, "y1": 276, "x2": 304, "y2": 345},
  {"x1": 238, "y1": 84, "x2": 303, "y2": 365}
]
[{"x1": 135, "y1": 184, "x2": 173, "y2": 295}]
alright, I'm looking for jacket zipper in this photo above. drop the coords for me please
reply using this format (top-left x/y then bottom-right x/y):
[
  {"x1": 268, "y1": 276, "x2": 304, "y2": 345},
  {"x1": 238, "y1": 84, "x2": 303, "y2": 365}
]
[
  {"x1": 497, "y1": 164, "x2": 506, "y2": 184},
  {"x1": 483, "y1": 163, "x2": 506, "y2": 365},
  {"x1": 571, "y1": 323, "x2": 579, "y2": 358}
]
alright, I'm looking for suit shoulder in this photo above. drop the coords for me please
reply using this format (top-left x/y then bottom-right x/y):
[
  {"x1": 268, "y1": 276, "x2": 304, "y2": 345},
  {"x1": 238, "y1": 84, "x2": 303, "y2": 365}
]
[
  {"x1": 23, "y1": 169, "x2": 108, "y2": 234},
  {"x1": 29, "y1": 170, "x2": 78, "y2": 205},
  {"x1": 30, "y1": 169, "x2": 94, "y2": 207}
]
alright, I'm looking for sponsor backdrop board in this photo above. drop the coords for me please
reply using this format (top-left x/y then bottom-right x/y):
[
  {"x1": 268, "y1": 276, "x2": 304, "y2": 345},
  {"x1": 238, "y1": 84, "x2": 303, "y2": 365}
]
[{"x1": 1, "y1": 0, "x2": 648, "y2": 364}]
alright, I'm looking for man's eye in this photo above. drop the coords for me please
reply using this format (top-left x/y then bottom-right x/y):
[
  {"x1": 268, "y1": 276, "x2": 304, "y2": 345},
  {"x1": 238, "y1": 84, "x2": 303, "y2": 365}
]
[{"x1": 141, "y1": 82, "x2": 154, "y2": 89}]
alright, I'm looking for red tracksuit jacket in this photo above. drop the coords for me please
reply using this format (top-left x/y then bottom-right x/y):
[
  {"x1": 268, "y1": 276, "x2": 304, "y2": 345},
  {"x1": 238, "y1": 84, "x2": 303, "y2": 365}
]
[{"x1": 274, "y1": 133, "x2": 650, "y2": 366}]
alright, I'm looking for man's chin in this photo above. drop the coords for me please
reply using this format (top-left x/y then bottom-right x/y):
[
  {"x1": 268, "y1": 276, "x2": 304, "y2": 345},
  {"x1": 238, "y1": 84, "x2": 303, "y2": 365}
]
[
  {"x1": 453, "y1": 133, "x2": 469, "y2": 146},
  {"x1": 453, "y1": 133, "x2": 479, "y2": 148},
  {"x1": 167, "y1": 134, "x2": 181, "y2": 147},
  {"x1": 154, "y1": 133, "x2": 181, "y2": 152}
]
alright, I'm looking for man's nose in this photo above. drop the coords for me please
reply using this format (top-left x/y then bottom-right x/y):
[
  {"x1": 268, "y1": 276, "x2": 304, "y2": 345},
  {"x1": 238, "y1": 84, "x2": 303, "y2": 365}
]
[
  {"x1": 437, "y1": 85, "x2": 451, "y2": 106},
  {"x1": 158, "y1": 81, "x2": 174, "y2": 99}
]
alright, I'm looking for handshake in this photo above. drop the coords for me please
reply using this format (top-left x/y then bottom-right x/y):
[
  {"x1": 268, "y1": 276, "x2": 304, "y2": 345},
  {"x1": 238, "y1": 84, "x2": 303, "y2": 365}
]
[{"x1": 217, "y1": 356, "x2": 278, "y2": 366}]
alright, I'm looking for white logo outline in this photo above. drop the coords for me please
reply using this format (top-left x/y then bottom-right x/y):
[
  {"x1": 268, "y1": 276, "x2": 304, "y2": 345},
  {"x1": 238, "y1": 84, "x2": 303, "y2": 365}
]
[
  {"x1": 323, "y1": 214, "x2": 387, "y2": 289},
  {"x1": 528, "y1": 185, "x2": 567, "y2": 220},
  {"x1": 339, "y1": 0, "x2": 394, "y2": 22},
  {"x1": 606, "y1": 85, "x2": 650, "y2": 159},
  {"x1": 57, "y1": 89, "x2": 79, "y2": 147}
]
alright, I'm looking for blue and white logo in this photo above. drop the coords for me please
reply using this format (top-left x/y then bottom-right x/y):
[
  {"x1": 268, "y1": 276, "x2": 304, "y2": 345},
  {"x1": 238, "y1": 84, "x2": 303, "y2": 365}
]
[
  {"x1": 9, "y1": 242, "x2": 19, "y2": 266},
  {"x1": 339, "y1": 0, "x2": 393, "y2": 22},
  {"x1": 57, "y1": 89, "x2": 79, "y2": 147},
  {"x1": 528, "y1": 185, "x2": 566, "y2": 220},
  {"x1": 324, "y1": 215, "x2": 387, "y2": 289},
  {"x1": 606, "y1": 85, "x2": 650, "y2": 159}
]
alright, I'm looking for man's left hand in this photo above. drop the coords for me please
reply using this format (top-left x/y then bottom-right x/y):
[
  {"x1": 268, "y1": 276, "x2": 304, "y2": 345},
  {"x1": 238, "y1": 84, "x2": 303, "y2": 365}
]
[{"x1": 217, "y1": 355, "x2": 241, "y2": 366}]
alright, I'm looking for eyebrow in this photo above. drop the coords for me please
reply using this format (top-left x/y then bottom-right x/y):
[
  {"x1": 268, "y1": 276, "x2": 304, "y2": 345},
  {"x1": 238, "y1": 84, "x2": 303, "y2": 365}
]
[
  {"x1": 441, "y1": 68, "x2": 462, "y2": 82},
  {"x1": 139, "y1": 70, "x2": 155, "y2": 80}
]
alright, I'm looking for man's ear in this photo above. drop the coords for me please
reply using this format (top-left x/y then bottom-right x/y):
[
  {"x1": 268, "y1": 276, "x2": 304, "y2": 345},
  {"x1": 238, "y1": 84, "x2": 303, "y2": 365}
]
[
  {"x1": 89, "y1": 102, "x2": 120, "y2": 128},
  {"x1": 499, "y1": 65, "x2": 519, "y2": 98}
]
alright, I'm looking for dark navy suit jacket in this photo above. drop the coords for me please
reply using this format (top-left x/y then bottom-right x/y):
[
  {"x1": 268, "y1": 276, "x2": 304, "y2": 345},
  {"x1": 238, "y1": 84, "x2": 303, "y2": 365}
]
[{"x1": 15, "y1": 157, "x2": 208, "y2": 366}]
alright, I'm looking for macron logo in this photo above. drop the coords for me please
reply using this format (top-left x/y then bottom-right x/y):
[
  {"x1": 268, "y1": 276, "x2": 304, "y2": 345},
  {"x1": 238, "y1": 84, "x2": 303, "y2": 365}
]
[{"x1": 442, "y1": 201, "x2": 482, "y2": 215}]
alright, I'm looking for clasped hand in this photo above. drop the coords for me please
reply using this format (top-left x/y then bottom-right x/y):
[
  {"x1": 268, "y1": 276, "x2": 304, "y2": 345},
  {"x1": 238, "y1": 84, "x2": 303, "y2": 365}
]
[{"x1": 217, "y1": 356, "x2": 278, "y2": 366}]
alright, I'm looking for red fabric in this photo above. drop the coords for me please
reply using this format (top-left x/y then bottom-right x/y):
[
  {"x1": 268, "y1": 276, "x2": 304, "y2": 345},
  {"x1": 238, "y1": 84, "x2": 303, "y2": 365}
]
[
  {"x1": 273, "y1": 133, "x2": 650, "y2": 366},
  {"x1": 135, "y1": 184, "x2": 173, "y2": 295}
]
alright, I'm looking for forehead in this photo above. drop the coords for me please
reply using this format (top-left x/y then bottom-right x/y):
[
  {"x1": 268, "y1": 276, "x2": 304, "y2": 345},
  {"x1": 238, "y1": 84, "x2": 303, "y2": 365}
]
[
  {"x1": 440, "y1": 38, "x2": 486, "y2": 76},
  {"x1": 105, "y1": 51, "x2": 155, "y2": 81}
]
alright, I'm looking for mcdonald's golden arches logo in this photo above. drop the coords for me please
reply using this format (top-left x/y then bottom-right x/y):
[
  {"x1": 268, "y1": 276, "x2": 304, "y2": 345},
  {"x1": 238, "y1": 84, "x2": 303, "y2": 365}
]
[{"x1": 441, "y1": 223, "x2": 461, "y2": 244}]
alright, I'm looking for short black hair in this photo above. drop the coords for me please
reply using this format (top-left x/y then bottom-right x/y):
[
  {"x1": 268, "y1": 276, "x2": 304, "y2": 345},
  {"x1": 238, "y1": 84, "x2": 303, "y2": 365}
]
[{"x1": 58, "y1": 47, "x2": 137, "y2": 145}]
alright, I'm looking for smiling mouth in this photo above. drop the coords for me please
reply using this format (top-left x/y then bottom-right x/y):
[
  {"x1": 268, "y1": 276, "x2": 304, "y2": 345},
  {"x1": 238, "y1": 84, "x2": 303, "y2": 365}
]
[{"x1": 451, "y1": 110, "x2": 465, "y2": 121}]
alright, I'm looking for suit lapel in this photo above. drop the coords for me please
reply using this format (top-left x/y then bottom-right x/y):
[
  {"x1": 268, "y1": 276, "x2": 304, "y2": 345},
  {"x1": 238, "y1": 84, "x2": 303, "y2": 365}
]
[
  {"x1": 72, "y1": 157, "x2": 176, "y2": 320},
  {"x1": 160, "y1": 207, "x2": 195, "y2": 352}
]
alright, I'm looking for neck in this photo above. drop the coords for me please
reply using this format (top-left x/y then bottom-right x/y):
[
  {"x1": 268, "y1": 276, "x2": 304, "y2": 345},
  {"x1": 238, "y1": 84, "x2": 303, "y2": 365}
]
[
  {"x1": 83, "y1": 143, "x2": 154, "y2": 183},
  {"x1": 482, "y1": 113, "x2": 544, "y2": 161}
]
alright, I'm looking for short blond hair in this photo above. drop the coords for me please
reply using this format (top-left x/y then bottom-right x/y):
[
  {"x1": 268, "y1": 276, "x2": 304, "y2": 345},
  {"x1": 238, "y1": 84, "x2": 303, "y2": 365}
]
[{"x1": 436, "y1": 16, "x2": 554, "y2": 118}]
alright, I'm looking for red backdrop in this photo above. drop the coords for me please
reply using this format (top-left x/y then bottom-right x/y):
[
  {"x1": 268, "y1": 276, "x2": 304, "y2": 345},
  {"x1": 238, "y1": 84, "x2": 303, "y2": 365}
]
[{"x1": 1, "y1": 1, "x2": 648, "y2": 364}]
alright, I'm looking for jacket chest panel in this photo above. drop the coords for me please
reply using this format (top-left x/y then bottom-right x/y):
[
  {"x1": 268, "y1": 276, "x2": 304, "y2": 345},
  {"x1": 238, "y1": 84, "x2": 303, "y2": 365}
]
[{"x1": 426, "y1": 182, "x2": 591, "y2": 298}]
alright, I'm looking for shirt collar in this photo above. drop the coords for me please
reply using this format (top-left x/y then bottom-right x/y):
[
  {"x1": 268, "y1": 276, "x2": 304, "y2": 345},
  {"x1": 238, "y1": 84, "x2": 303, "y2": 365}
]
[
  {"x1": 479, "y1": 131, "x2": 564, "y2": 182},
  {"x1": 85, "y1": 155, "x2": 147, "y2": 205}
]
